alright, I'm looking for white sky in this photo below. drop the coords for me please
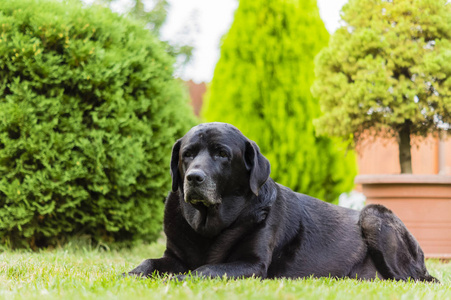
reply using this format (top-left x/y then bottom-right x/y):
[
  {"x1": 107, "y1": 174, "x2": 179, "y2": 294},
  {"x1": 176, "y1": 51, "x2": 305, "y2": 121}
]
[
  {"x1": 161, "y1": 0, "x2": 348, "y2": 83},
  {"x1": 84, "y1": 0, "x2": 349, "y2": 83}
]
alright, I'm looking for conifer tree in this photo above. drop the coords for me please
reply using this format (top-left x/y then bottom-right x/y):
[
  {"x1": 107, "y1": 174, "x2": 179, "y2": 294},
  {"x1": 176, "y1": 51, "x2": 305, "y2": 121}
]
[{"x1": 203, "y1": 0, "x2": 356, "y2": 202}]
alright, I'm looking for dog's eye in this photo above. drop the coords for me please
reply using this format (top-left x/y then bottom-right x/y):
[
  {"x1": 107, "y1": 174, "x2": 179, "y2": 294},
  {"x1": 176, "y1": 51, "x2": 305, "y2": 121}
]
[
  {"x1": 183, "y1": 151, "x2": 194, "y2": 158},
  {"x1": 217, "y1": 150, "x2": 229, "y2": 158}
]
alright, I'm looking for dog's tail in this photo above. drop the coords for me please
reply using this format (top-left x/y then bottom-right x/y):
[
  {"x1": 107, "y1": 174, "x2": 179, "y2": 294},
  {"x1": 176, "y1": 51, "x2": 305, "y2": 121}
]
[{"x1": 359, "y1": 204, "x2": 439, "y2": 283}]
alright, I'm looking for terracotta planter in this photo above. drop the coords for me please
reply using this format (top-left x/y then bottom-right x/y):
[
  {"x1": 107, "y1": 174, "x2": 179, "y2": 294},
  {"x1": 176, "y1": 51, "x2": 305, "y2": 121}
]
[{"x1": 355, "y1": 174, "x2": 451, "y2": 259}]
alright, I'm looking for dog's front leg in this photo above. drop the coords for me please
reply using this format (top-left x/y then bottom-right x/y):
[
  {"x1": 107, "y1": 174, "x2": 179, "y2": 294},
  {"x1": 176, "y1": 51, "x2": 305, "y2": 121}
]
[
  {"x1": 127, "y1": 255, "x2": 187, "y2": 278},
  {"x1": 177, "y1": 261, "x2": 267, "y2": 280}
]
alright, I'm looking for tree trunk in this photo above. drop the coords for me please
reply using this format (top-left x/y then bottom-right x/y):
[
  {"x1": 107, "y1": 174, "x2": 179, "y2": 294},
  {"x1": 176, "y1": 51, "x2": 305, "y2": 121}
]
[{"x1": 398, "y1": 122, "x2": 413, "y2": 174}]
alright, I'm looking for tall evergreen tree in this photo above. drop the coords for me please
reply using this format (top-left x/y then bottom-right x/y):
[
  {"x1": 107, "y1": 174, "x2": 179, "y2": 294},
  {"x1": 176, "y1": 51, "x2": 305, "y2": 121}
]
[{"x1": 203, "y1": 0, "x2": 356, "y2": 202}]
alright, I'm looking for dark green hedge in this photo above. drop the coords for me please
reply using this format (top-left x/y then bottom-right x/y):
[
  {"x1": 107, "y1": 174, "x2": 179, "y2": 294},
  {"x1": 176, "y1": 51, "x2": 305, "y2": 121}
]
[{"x1": 0, "y1": 0, "x2": 196, "y2": 248}]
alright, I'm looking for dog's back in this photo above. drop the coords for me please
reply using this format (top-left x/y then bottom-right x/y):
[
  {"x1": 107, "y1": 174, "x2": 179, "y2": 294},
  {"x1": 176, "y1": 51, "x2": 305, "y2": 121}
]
[{"x1": 265, "y1": 183, "x2": 372, "y2": 279}]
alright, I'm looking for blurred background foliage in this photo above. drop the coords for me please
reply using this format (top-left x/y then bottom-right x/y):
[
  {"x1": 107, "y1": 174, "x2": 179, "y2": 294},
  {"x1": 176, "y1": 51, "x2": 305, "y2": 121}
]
[
  {"x1": 0, "y1": 0, "x2": 371, "y2": 249},
  {"x1": 0, "y1": 0, "x2": 196, "y2": 249},
  {"x1": 203, "y1": 0, "x2": 357, "y2": 203}
]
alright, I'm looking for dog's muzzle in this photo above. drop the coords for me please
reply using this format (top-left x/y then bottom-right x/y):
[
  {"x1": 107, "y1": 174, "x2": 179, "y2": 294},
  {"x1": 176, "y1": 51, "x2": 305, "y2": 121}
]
[{"x1": 184, "y1": 169, "x2": 221, "y2": 207}]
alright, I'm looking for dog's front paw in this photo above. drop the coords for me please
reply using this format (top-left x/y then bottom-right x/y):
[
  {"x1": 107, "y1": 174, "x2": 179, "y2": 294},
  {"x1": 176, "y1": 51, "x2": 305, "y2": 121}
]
[
  {"x1": 121, "y1": 271, "x2": 147, "y2": 278},
  {"x1": 173, "y1": 274, "x2": 187, "y2": 281},
  {"x1": 162, "y1": 274, "x2": 186, "y2": 283}
]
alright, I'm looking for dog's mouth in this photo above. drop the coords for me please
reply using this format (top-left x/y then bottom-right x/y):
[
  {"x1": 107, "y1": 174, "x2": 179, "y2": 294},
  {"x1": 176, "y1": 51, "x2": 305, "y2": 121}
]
[
  {"x1": 184, "y1": 190, "x2": 220, "y2": 208},
  {"x1": 189, "y1": 199, "x2": 213, "y2": 207}
]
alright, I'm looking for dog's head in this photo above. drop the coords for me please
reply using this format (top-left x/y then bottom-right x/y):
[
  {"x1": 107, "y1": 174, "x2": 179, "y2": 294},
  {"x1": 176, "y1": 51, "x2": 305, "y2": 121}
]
[{"x1": 170, "y1": 122, "x2": 271, "y2": 236}]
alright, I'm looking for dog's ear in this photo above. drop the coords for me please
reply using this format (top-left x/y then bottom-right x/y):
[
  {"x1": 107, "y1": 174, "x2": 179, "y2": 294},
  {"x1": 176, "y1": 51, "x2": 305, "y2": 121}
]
[
  {"x1": 245, "y1": 140, "x2": 271, "y2": 196},
  {"x1": 170, "y1": 139, "x2": 182, "y2": 192}
]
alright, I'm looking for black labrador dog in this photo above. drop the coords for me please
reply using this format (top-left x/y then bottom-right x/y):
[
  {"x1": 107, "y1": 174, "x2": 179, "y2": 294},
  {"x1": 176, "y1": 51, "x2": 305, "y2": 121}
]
[{"x1": 128, "y1": 122, "x2": 437, "y2": 282}]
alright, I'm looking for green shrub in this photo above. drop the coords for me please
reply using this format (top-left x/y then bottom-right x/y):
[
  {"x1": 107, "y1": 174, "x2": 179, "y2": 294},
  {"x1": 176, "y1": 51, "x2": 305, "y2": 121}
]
[
  {"x1": 203, "y1": 0, "x2": 357, "y2": 202},
  {"x1": 0, "y1": 0, "x2": 196, "y2": 248}
]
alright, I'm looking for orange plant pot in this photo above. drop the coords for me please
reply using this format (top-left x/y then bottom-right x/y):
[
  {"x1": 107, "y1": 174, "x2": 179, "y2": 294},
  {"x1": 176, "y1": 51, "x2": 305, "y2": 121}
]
[{"x1": 355, "y1": 174, "x2": 451, "y2": 259}]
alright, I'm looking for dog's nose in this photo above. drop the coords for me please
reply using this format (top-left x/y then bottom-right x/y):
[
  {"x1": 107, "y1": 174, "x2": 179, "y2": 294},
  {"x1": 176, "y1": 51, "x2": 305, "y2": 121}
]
[{"x1": 186, "y1": 170, "x2": 206, "y2": 185}]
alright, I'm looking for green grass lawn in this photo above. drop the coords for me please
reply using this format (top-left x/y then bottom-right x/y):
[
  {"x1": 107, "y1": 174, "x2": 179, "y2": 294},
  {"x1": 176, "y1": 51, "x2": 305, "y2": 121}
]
[{"x1": 1, "y1": 240, "x2": 450, "y2": 300}]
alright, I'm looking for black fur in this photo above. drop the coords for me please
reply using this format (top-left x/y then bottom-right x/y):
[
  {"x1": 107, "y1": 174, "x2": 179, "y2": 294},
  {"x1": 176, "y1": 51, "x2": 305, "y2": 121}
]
[{"x1": 128, "y1": 123, "x2": 438, "y2": 282}]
